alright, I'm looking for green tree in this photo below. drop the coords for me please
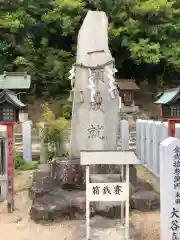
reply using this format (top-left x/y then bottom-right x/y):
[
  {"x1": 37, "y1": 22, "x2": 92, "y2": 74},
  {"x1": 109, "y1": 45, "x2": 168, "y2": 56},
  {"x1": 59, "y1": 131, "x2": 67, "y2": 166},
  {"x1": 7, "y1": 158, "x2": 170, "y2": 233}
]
[{"x1": 0, "y1": 0, "x2": 180, "y2": 94}]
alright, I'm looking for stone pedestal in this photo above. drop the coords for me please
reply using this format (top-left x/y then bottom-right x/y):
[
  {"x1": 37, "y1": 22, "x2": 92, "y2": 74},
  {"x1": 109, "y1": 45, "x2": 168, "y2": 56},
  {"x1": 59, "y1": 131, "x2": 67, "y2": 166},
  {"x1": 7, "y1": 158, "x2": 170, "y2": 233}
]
[{"x1": 51, "y1": 158, "x2": 85, "y2": 190}]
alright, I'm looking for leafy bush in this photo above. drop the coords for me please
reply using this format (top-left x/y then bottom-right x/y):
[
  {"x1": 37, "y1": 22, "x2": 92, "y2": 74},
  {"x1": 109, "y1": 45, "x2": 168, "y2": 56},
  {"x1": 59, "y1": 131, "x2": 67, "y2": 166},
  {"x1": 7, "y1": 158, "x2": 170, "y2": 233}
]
[
  {"x1": 18, "y1": 162, "x2": 39, "y2": 171},
  {"x1": 14, "y1": 152, "x2": 25, "y2": 169},
  {"x1": 14, "y1": 151, "x2": 39, "y2": 170},
  {"x1": 40, "y1": 103, "x2": 68, "y2": 160},
  {"x1": 62, "y1": 103, "x2": 72, "y2": 120}
]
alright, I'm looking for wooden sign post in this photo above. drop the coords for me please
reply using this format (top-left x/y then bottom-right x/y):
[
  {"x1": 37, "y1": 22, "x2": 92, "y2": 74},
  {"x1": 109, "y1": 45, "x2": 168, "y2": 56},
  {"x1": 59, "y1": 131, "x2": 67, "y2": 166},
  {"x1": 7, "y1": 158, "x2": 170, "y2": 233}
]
[{"x1": 80, "y1": 150, "x2": 140, "y2": 240}]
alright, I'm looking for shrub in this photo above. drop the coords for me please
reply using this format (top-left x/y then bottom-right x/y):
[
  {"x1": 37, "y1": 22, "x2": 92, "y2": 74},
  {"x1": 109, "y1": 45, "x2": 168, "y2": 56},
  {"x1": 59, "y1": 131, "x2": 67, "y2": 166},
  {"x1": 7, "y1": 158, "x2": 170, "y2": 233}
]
[
  {"x1": 40, "y1": 103, "x2": 68, "y2": 160},
  {"x1": 14, "y1": 151, "x2": 39, "y2": 171},
  {"x1": 18, "y1": 161, "x2": 39, "y2": 171},
  {"x1": 14, "y1": 152, "x2": 25, "y2": 169},
  {"x1": 62, "y1": 103, "x2": 72, "y2": 120}
]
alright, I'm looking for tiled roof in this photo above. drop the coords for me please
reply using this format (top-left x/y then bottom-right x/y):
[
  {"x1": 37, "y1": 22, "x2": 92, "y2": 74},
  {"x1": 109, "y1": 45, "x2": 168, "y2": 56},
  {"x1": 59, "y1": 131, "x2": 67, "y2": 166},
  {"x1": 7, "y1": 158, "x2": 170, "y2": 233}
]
[
  {"x1": 154, "y1": 87, "x2": 180, "y2": 104},
  {"x1": 0, "y1": 90, "x2": 26, "y2": 107},
  {"x1": 115, "y1": 78, "x2": 140, "y2": 90}
]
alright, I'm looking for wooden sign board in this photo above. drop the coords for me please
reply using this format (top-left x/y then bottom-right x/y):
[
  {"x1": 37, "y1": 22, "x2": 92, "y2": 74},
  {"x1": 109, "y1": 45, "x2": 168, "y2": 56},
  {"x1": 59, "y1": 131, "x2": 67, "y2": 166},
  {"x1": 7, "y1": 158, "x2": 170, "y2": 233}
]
[
  {"x1": 80, "y1": 150, "x2": 140, "y2": 240},
  {"x1": 87, "y1": 182, "x2": 128, "y2": 202}
]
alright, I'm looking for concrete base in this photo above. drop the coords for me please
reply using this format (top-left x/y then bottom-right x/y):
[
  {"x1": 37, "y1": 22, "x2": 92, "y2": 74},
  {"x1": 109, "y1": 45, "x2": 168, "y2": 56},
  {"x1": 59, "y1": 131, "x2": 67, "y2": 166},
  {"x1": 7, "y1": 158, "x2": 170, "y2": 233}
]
[{"x1": 0, "y1": 175, "x2": 7, "y2": 202}]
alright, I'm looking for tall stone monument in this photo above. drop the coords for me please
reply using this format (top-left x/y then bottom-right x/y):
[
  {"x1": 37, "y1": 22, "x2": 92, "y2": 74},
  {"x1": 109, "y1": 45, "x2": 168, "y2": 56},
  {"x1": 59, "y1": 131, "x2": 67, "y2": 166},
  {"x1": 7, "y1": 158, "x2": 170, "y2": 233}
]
[{"x1": 69, "y1": 11, "x2": 119, "y2": 160}]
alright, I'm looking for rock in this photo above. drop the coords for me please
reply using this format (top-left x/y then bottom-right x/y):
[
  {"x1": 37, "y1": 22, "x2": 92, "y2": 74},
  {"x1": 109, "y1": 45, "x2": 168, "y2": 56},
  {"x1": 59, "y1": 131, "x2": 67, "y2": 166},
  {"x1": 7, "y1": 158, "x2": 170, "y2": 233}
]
[
  {"x1": 11, "y1": 216, "x2": 22, "y2": 223},
  {"x1": 30, "y1": 188, "x2": 96, "y2": 222},
  {"x1": 129, "y1": 165, "x2": 138, "y2": 185},
  {"x1": 52, "y1": 158, "x2": 85, "y2": 190},
  {"x1": 90, "y1": 174, "x2": 121, "y2": 183},
  {"x1": 30, "y1": 193, "x2": 70, "y2": 221},
  {"x1": 130, "y1": 190, "x2": 160, "y2": 211},
  {"x1": 95, "y1": 202, "x2": 124, "y2": 219},
  {"x1": 32, "y1": 171, "x2": 50, "y2": 182},
  {"x1": 29, "y1": 176, "x2": 56, "y2": 200},
  {"x1": 70, "y1": 191, "x2": 96, "y2": 216},
  {"x1": 90, "y1": 164, "x2": 122, "y2": 174},
  {"x1": 29, "y1": 184, "x2": 126, "y2": 221},
  {"x1": 130, "y1": 180, "x2": 153, "y2": 196}
]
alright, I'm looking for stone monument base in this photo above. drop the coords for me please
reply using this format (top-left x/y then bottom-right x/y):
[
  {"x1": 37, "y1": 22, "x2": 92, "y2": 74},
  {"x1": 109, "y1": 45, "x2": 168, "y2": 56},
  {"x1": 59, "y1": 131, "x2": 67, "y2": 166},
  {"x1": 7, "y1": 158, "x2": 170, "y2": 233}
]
[
  {"x1": 50, "y1": 157, "x2": 85, "y2": 190},
  {"x1": 29, "y1": 165, "x2": 160, "y2": 222}
]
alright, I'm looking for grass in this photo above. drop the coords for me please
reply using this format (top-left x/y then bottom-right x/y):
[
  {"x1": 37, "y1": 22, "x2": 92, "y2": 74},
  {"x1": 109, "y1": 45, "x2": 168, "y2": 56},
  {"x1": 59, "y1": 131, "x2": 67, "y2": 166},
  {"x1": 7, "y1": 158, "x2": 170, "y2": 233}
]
[
  {"x1": 18, "y1": 161, "x2": 39, "y2": 171},
  {"x1": 14, "y1": 161, "x2": 39, "y2": 176}
]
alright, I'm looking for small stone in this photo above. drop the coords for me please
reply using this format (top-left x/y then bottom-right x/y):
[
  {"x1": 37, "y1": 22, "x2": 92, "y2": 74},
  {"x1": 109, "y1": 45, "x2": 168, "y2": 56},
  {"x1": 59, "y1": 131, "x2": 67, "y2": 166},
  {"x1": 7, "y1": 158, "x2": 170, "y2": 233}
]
[
  {"x1": 11, "y1": 216, "x2": 22, "y2": 223},
  {"x1": 95, "y1": 202, "x2": 123, "y2": 219}
]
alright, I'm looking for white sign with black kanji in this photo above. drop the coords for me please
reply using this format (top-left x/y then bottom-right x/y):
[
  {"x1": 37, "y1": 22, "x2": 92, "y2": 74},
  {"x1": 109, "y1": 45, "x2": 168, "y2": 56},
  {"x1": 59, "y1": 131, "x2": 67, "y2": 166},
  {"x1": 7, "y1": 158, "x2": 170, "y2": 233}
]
[{"x1": 87, "y1": 182, "x2": 128, "y2": 202}]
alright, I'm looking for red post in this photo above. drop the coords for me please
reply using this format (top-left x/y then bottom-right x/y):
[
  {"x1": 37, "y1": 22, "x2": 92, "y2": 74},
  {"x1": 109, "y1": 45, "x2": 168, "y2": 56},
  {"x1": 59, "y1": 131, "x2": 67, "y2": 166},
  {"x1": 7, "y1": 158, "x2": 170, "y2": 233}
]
[
  {"x1": 168, "y1": 119, "x2": 176, "y2": 137},
  {"x1": 6, "y1": 123, "x2": 14, "y2": 213}
]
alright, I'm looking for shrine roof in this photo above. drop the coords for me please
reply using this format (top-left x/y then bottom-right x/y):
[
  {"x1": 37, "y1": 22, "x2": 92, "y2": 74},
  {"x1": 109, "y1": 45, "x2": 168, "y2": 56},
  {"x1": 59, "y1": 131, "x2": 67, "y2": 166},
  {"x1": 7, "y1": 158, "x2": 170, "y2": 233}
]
[
  {"x1": 0, "y1": 90, "x2": 25, "y2": 107},
  {"x1": 0, "y1": 72, "x2": 31, "y2": 89},
  {"x1": 115, "y1": 78, "x2": 140, "y2": 90},
  {"x1": 154, "y1": 87, "x2": 180, "y2": 104}
]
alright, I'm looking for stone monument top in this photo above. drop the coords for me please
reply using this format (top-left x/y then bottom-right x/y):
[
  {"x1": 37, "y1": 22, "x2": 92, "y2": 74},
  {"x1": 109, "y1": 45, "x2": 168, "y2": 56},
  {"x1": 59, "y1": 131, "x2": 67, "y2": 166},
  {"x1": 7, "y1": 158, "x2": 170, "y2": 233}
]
[{"x1": 76, "y1": 10, "x2": 113, "y2": 67}]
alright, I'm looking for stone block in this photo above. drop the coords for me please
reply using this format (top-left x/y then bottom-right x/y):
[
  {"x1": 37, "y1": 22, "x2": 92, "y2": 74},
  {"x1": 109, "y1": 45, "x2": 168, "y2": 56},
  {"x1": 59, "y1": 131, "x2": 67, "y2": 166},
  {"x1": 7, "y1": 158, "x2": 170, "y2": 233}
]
[
  {"x1": 51, "y1": 158, "x2": 85, "y2": 190},
  {"x1": 29, "y1": 175, "x2": 56, "y2": 200},
  {"x1": 130, "y1": 190, "x2": 160, "y2": 211}
]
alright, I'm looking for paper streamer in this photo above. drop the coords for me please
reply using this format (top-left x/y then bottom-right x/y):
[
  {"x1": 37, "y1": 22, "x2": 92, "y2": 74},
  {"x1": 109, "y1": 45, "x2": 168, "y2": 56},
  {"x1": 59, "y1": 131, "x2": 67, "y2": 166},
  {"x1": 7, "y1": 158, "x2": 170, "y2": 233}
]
[
  {"x1": 105, "y1": 66, "x2": 117, "y2": 98},
  {"x1": 68, "y1": 65, "x2": 76, "y2": 102},
  {"x1": 88, "y1": 69, "x2": 96, "y2": 102},
  {"x1": 68, "y1": 66, "x2": 75, "y2": 89}
]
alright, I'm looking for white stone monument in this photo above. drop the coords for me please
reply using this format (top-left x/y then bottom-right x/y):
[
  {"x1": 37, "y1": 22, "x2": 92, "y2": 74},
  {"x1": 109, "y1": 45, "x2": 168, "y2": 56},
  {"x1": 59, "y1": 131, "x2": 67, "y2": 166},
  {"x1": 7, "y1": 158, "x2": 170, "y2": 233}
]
[
  {"x1": 80, "y1": 150, "x2": 140, "y2": 240},
  {"x1": 22, "y1": 120, "x2": 32, "y2": 162},
  {"x1": 160, "y1": 137, "x2": 180, "y2": 240},
  {"x1": 121, "y1": 120, "x2": 129, "y2": 150},
  {"x1": 69, "y1": 11, "x2": 119, "y2": 158}
]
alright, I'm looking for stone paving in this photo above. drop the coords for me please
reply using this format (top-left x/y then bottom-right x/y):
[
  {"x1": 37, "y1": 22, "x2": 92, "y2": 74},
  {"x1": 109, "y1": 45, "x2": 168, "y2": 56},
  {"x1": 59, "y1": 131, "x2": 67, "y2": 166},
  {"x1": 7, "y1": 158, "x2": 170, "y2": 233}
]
[{"x1": 69, "y1": 217, "x2": 137, "y2": 240}]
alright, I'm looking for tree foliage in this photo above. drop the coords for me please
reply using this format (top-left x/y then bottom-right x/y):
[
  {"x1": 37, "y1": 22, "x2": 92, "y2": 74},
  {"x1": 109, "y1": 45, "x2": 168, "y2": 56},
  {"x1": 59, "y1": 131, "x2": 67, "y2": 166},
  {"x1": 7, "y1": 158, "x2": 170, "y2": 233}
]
[
  {"x1": 41, "y1": 103, "x2": 68, "y2": 159},
  {"x1": 0, "y1": 0, "x2": 180, "y2": 95}
]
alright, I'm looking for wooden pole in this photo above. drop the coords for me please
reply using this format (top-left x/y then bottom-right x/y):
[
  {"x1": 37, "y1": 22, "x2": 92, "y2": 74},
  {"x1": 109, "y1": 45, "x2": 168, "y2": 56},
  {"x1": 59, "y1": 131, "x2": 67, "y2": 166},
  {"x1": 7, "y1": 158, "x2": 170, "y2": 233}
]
[{"x1": 6, "y1": 123, "x2": 14, "y2": 213}]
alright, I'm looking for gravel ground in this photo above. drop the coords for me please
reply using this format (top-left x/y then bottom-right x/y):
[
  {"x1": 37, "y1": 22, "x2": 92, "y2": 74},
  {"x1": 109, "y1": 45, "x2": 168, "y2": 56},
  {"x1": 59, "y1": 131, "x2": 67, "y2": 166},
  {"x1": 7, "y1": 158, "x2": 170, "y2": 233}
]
[
  {"x1": 0, "y1": 191, "x2": 137, "y2": 240},
  {"x1": 0, "y1": 169, "x2": 160, "y2": 240}
]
